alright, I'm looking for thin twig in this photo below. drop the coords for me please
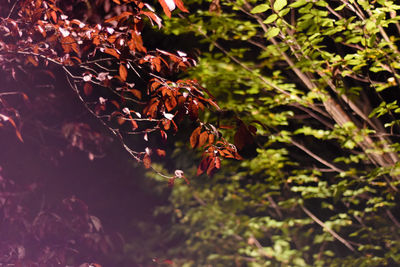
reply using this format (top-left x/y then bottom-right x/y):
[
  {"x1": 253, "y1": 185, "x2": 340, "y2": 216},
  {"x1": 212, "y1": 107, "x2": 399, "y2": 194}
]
[
  {"x1": 291, "y1": 139, "x2": 345, "y2": 173},
  {"x1": 266, "y1": 195, "x2": 283, "y2": 219},
  {"x1": 301, "y1": 205, "x2": 355, "y2": 251},
  {"x1": 6, "y1": 0, "x2": 20, "y2": 19},
  {"x1": 386, "y1": 209, "x2": 400, "y2": 228},
  {"x1": 64, "y1": 67, "x2": 142, "y2": 161}
]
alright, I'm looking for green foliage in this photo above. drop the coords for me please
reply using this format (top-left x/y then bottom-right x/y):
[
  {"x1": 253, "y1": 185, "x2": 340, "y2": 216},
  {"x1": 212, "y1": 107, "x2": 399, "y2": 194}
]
[{"x1": 147, "y1": 0, "x2": 400, "y2": 266}]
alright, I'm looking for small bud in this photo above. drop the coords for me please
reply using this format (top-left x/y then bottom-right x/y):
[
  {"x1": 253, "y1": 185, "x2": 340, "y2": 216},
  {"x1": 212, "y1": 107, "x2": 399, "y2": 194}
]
[
  {"x1": 122, "y1": 107, "x2": 130, "y2": 114},
  {"x1": 83, "y1": 75, "x2": 91, "y2": 82},
  {"x1": 99, "y1": 97, "x2": 107, "y2": 105},
  {"x1": 145, "y1": 147, "x2": 151, "y2": 155},
  {"x1": 163, "y1": 112, "x2": 174, "y2": 120},
  {"x1": 388, "y1": 77, "x2": 396, "y2": 85},
  {"x1": 174, "y1": 170, "x2": 184, "y2": 178}
]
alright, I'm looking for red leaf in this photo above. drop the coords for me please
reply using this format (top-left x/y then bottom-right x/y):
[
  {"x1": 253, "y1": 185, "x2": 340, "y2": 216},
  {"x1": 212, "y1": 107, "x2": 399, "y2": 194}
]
[
  {"x1": 7, "y1": 118, "x2": 23, "y2": 142},
  {"x1": 156, "y1": 149, "x2": 166, "y2": 157},
  {"x1": 117, "y1": 117, "x2": 126, "y2": 125},
  {"x1": 129, "y1": 116, "x2": 138, "y2": 130},
  {"x1": 158, "y1": 0, "x2": 172, "y2": 17},
  {"x1": 234, "y1": 129, "x2": 245, "y2": 151},
  {"x1": 234, "y1": 122, "x2": 253, "y2": 150},
  {"x1": 162, "y1": 119, "x2": 171, "y2": 130},
  {"x1": 160, "y1": 130, "x2": 167, "y2": 140},
  {"x1": 208, "y1": 133, "x2": 215, "y2": 144},
  {"x1": 7, "y1": 117, "x2": 16, "y2": 129},
  {"x1": 168, "y1": 177, "x2": 176, "y2": 187},
  {"x1": 190, "y1": 126, "x2": 201, "y2": 148},
  {"x1": 198, "y1": 131, "x2": 209, "y2": 147},
  {"x1": 129, "y1": 89, "x2": 142, "y2": 99},
  {"x1": 206, "y1": 156, "x2": 216, "y2": 175},
  {"x1": 61, "y1": 36, "x2": 79, "y2": 55},
  {"x1": 42, "y1": 70, "x2": 56, "y2": 80},
  {"x1": 83, "y1": 83, "x2": 93, "y2": 96},
  {"x1": 219, "y1": 125, "x2": 235, "y2": 129},
  {"x1": 219, "y1": 149, "x2": 234, "y2": 158},
  {"x1": 144, "y1": 99, "x2": 160, "y2": 118},
  {"x1": 15, "y1": 129, "x2": 23, "y2": 142},
  {"x1": 215, "y1": 157, "x2": 221, "y2": 169},
  {"x1": 163, "y1": 259, "x2": 174, "y2": 265},
  {"x1": 142, "y1": 11, "x2": 162, "y2": 29},
  {"x1": 248, "y1": 125, "x2": 257, "y2": 134},
  {"x1": 188, "y1": 101, "x2": 199, "y2": 121},
  {"x1": 50, "y1": 10, "x2": 57, "y2": 23},
  {"x1": 143, "y1": 154, "x2": 151, "y2": 169},
  {"x1": 150, "y1": 81, "x2": 162, "y2": 92},
  {"x1": 128, "y1": 31, "x2": 146, "y2": 52},
  {"x1": 153, "y1": 57, "x2": 162, "y2": 72},
  {"x1": 235, "y1": 152, "x2": 244, "y2": 160},
  {"x1": 27, "y1": 55, "x2": 39, "y2": 67},
  {"x1": 104, "y1": 48, "x2": 120, "y2": 59},
  {"x1": 111, "y1": 100, "x2": 120, "y2": 109},
  {"x1": 119, "y1": 64, "x2": 128, "y2": 81},
  {"x1": 174, "y1": 0, "x2": 189, "y2": 12},
  {"x1": 165, "y1": 96, "x2": 177, "y2": 112},
  {"x1": 197, "y1": 156, "x2": 211, "y2": 176},
  {"x1": 21, "y1": 93, "x2": 29, "y2": 102}
]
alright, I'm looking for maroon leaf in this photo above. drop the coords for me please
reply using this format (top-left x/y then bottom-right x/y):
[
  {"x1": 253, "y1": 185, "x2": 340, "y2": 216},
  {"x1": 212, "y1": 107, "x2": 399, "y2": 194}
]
[
  {"x1": 119, "y1": 64, "x2": 128, "y2": 81},
  {"x1": 190, "y1": 126, "x2": 201, "y2": 148},
  {"x1": 198, "y1": 131, "x2": 209, "y2": 147},
  {"x1": 143, "y1": 154, "x2": 151, "y2": 169}
]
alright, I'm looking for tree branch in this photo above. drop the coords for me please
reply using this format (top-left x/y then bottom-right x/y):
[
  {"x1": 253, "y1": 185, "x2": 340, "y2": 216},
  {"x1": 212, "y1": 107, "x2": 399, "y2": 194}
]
[{"x1": 300, "y1": 205, "x2": 356, "y2": 252}]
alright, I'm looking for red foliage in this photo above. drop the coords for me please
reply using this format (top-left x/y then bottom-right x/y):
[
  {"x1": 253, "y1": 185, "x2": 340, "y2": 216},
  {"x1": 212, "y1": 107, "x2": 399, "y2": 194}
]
[{"x1": 0, "y1": 0, "x2": 238, "y2": 175}]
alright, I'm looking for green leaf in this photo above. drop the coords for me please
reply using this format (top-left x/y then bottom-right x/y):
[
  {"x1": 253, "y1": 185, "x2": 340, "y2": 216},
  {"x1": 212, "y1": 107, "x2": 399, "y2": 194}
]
[
  {"x1": 263, "y1": 14, "x2": 278, "y2": 24},
  {"x1": 278, "y1": 7, "x2": 291, "y2": 17},
  {"x1": 315, "y1": 0, "x2": 328, "y2": 7},
  {"x1": 266, "y1": 27, "x2": 280, "y2": 39},
  {"x1": 365, "y1": 20, "x2": 377, "y2": 32},
  {"x1": 251, "y1": 4, "x2": 270, "y2": 13},
  {"x1": 289, "y1": 0, "x2": 308, "y2": 8},
  {"x1": 334, "y1": 3, "x2": 346, "y2": 10},
  {"x1": 273, "y1": 0, "x2": 287, "y2": 11}
]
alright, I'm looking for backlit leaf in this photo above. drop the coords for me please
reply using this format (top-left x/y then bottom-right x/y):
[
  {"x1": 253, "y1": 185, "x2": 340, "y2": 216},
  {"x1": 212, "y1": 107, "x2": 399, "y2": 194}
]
[
  {"x1": 273, "y1": 0, "x2": 287, "y2": 11},
  {"x1": 158, "y1": 0, "x2": 172, "y2": 17},
  {"x1": 104, "y1": 48, "x2": 120, "y2": 59},
  {"x1": 263, "y1": 14, "x2": 278, "y2": 24},
  {"x1": 143, "y1": 154, "x2": 151, "y2": 169},
  {"x1": 83, "y1": 83, "x2": 92, "y2": 96},
  {"x1": 174, "y1": 0, "x2": 189, "y2": 12},
  {"x1": 266, "y1": 27, "x2": 280, "y2": 39},
  {"x1": 251, "y1": 4, "x2": 270, "y2": 13},
  {"x1": 156, "y1": 149, "x2": 166, "y2": 157},
  {"x1": 119, "y1": 64, "x2": 128, "y2": 81},
  {"x1": 198, "y1": 131, "x2": 209, "y2": 147},
  {"x1": 190, "y1": 126, "x2": 201, "y2": 148}
]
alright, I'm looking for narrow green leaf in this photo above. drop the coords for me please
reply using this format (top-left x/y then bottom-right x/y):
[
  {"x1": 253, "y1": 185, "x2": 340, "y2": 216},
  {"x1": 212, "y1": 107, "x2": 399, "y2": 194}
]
[
  {"x1": 263, "y1": 14, "x2": 278, "y2": 24},
  {"x1": 278, "y1": 7, "x2": 291, "y2": 17},
  {"x1": 251, "y1": 4, "x2": 270, "y2": 13},
  {"x1": 289, "y1": 0, "x2": 308, "y2": 8},
  {"x1": 334, "y1": 3, "x2": 346, "y2": 10}
]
